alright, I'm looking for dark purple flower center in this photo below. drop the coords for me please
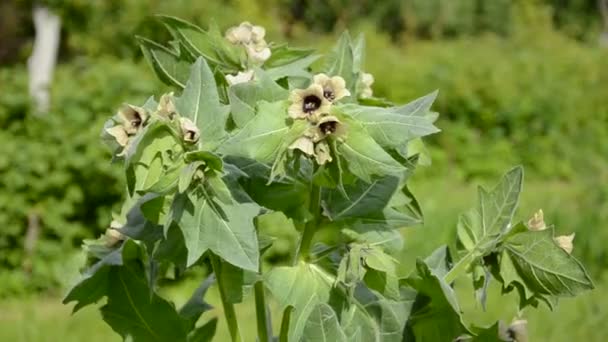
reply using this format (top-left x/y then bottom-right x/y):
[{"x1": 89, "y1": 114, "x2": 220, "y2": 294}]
[
  {"x1": 323, "y1": 88, "x2": 335, "y2": 101},
  {"x1": 320, "y1": 121, "x2": 338, "y2": 135},
  {"x1": 303, "y1": 95, "x2": 322, "y2": 114}
]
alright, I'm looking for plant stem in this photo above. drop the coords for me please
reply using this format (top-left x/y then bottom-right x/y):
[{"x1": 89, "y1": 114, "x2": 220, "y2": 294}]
[
  {"x1": 254, "y1": 280, "x2": 270, "y2": 342},
  {"x1": 279, "y1": 307, "x2": 293, "y2": 342},
  {"x1": 297, "y1": 181, "x2": 321, "y2": 261},
  {"x1": 443, "y1": 250, "x2": 476, "y2": 284},
  {"x1": 210, "y1": 253, "x2": 242, "y2": 342}
]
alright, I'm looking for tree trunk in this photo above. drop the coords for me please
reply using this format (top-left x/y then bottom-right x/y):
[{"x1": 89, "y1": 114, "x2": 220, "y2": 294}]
[{"x1": 28, "y1": 4, "x2": 61, "y2": 114}]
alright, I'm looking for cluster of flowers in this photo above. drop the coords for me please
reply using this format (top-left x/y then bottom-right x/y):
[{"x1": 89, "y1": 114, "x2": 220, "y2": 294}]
[
  {"x1": 287, "y1": 74, "x2": 351, "y2": 165},
  {"x1": 224, "y1": 22, "x2": 271, "y2": 85},
  {"x1": 528, "y1": 209, "x2": 575, "y2": 253},
  {"x1": 105, "y1": 93, "x2": 200, "y2": 158}
]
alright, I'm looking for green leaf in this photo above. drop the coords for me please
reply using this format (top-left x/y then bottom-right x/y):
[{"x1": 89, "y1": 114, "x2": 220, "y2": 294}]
[
  {"x1": 503, "y1": 226, "x2": 594, "y2": 298},
  {"x1": 338, "y1": 124, "x2": 405, "y2": 182},
  {"x1": 138, "y1": 36, "x2": 191, "y2": 88},
  {"x1": 340, "y1": 98, "x2": 440, "y2": 149},
  {"x1": 176, "y1": 57, "x2": 230, "y2": 150},
  {"x1": 100, "y1": 259, "x2": 189, "y2": 342},
  {"x1": 219, "y1": 101, "x2": 300, "y2": 164},
  {"x1": 352, "y1": 33, "x2": 366, "y2": 73},
  {"x1": 188, "y1": 319, "x2": 218, "y2": 342},
  {"x1": 364, "y1": 295, "x2": 415, "y2": 342},
  {"x1": 63, "y1": 240, "x2": 142, "y2": 313},
  {"x1": 325, "y1": 32, "x2": 356, "y2": 91},
  {"x1": 188, "y1": 318, "x2": 217, "y2": 342},
  {"x1": 265, "y1": 44, "x2": 316, "y2": 68},
  {"x1": 403, "y1": 259, "x2": 470, "y2": 341},
  {"x1": 179, "y1": 274, "x2": 215, "y2": 326},
  {"x1": 265, "y1": 262, "x2": 333, "y2": 341},
  {"x1": 215, "y1": 258, "x2": 258, "y2": 303},
  {"x1": 469, "y1": 322, "x2": 503, "y2": 341},
  {"x1": 301, "y1": 303, "x2": 347, "y2": 342},
  {"x1": 171, "y1": 188, "x2": 260, "y2": 271},
  {"x1": 457, "y1": 166, "x2": 524, "y2": 254},
  {"x1": 323, "y1": 176, "x2": 399, "y2": 220},
  {"x1": 228, "y1": 71, "x2": 288, "y2": 128},
  {"x1": 265, "y1": 54, "x2": 320, "y2": 80}
]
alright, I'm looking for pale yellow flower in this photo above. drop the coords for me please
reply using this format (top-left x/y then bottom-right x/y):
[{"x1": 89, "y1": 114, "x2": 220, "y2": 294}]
[
  {"x1": 246, "y1": 44, "x2": 271, "y2": 64},
  {"x1": 180, "y1": 117, "x2": 200, "y2": 144},
  {"x1": 105, "y1": 125, "x2": 129, "y2": 147},
  {"x1": 225, "y1": 22, "x2": 255, "y2": 45},
  {"x1": 118, "y1": 104, "x2": 148, "y2": 135},
  {"x1": 314, "y1": 115, "x2": 346, "y2": 142},
  {"x1": 105, "y1": 220, "x2": 125, "y2": 247},
  {"x1": 313, "y1": 73, "x2": 350, "y2": 102},
  {"x1": 288, "y1": 136, "x2": 314, "y2": 156},
  {"x1": 527, "y1": 209, "x2": 546, "y2": 231},
  {"x1": 314, "y1": 141, "x2": 333, "y2": 165},
  {"x1": 225, "y1": 22, "x2": 271, "y2": 64},
  {"x1": 357, "y1": 72, "x2": 374, "y2": 99},
  {"x1": 555, "y1": 233, "x2": 575, "y2": 254},
  {"x1": 157, "y1": 92, "x2": 177, "y2": 118},
  {"x1": 226, "y1": 70, "x2": 255, "y2": 85},
  {"x1": 288, "y1": 84, "x2": 331, "y2": 121}
]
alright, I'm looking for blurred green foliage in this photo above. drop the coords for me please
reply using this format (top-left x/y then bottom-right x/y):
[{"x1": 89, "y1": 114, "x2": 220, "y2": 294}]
[{"x1": 0, "y1": 0, "x2": 606, "y2": 295}]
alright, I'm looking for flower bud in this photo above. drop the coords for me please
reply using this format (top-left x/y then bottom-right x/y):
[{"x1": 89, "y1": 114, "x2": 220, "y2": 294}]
[
  {"x1": 314, "y1": 141, "x2": 333, "y2": 165},
  {"x1": 357, "y1": 72, "x2": 374, "y2": 99},
  {"x1": 226, "y1": 70, "x2": 255, "y2": 85},
  {"x1": 555, "y1": 233, "x2": 575, "y2": 254},
  {"x1": 180, "y1": 117, "x2": 200, "y2": 144},
  {"x1": 527, "y1": 209, "x2": 546, "y2": 231},
  {"x1": 118, "y1": 104, "x2": 148, "y2": 135},
  {"x1": 157, "y1": 92, "x2": 177, "y2": 118}
]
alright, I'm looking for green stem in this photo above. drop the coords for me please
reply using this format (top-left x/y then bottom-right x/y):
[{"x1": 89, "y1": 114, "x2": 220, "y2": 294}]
[
  {"x1": 210, "y1": 253, "x2": 242, "y2": 342},
  {"x1": 443, "y1": 250, "x2": 477, "y2": 284},
  {"x1": 297, "y1": 182, "x2": 321, "y2": 261},
  {"x1": 254, "y1": 280, "x2": 271, "y2": 342},
  {"x1": 279, "y1": 307, "x2": 293, "y2": 342}
]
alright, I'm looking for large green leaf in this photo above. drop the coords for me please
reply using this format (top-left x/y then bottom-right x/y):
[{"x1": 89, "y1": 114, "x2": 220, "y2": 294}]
[
  {"x1": 188, "y1": 319, "x2": 218, "y2": 342},
  {"x1": 265, "y1": 54, "x2": 320, "y2": 80},
  {"x1": 403, "y1": 260, "x2": 470, "y2": 341},
  {"x1": 322, "y1": 176, "x2": 399, "y2": 221},
  {"x1": 63, "y1": 240, "x2": 142, "y2": 313},
  {"x1": 179, "y1": 274, "x2": 215, "y2": 326},
  {"x1": 457, "y1": 166, "x2": 524, "y2": 254},
  {"x1": 265, "y1": 44, "x2": 316, "y2": 68},
  {"x1": 176, "y1": 57, "x2": 230, "y2": 150},
  {"x1": 340, "y1": 94, "x2": 440, "y2": 149},
  {"x1": 301, "y1": 303, "x2": 347, "y2": 342},
  {"x1": 325, "y1": 32, "x2": 356, "y2": 91},
  {"x1": 219, "y1": 101, "x2": 304, "y2": 164},
  {"x1": 503, "y1": 227, "x2": 593, "y2": 298},
  {"x1": 171, "y1": 185, "x2": 260, "y2": 271},
  {"x1": 138, "y1": 36, "x2": 191, "y2": 88},
  {"x1": 338, "y1": 125, "x2": 405, "y2": 182},
  {"x1": 227, "y1": 71, "x2": 288, "y2": 128},
  {"x1": 100, "y1": 259, "x2": 189, "y2": 342}
]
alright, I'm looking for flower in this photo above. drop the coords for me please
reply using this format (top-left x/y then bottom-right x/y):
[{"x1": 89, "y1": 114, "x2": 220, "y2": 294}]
[
  {"x1": 288, "y1": 136, "x2": 314, "y2": 156},
  {"x1": 157, "y1": 92, "x2": 177, "y2": 118},
  {"x1": 118, "y1": 104, "x2": 148, "y2": 135},
  {"x1": 499, "y1": 319, "x2": 528, "y2": 342},
  {"x1": 527, "y1": 209, "x2": 546, "y2": 231},
  {"x1": 105, "y1": 125, "x2": 129, "y2": 148},
  {"x1": 314, "y1": 141, "x2": 333, "y2": 165},
  {"x1": 246, "y1": 44, "x2": 271, "y2": 64},
  {"x1": 288, "y1": 84, "x2": 331, "y2": 121},
  {"x1": 226, "y1": 70, "x2": 255, "y2": 85},
  {"x1": 105, "y1": 220, "x2": 125, "y2": 247},
  {"x1": 313, "y1": 74, "x2": 350, "y2": 102},
  {"x1": 225, "y1": 22, "x2": 271, "y2": 64},
  {"x1": 180, "y1": 117, "x2": 200, "y2": 144},
  {"x1": 555, "y1": 233, "x2": 575, "y2": 254},
  {"x1": 357, "y1": 72, "x2": 374, "y2": 99},
  {"x1": 314, "y1": 115, "x2": 346, "y2": 142}
]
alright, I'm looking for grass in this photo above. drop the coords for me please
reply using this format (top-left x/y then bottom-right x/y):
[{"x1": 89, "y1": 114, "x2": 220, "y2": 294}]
[{"x1": 0, "y1": 173, "x2": 605, "y2": 341}]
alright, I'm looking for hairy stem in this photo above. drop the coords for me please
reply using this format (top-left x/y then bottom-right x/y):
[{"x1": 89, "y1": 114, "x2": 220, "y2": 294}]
[
  {"x1": 210, "y1": 253, "x2": 242, "y2": 342},
  {"x1": 254, "y1": 280, "x2": 271, "y2": 342},
  {"x1": 297, "y1": 182, "x2": 321, "y2": 261}
]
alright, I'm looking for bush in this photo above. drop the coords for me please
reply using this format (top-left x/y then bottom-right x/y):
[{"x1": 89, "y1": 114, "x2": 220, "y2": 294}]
[{"x1": 0, "y1": 58, "x2": 162, "y2": 295}]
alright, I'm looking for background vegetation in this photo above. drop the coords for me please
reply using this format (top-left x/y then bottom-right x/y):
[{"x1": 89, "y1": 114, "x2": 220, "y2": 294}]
[{"x1": 1, "y1": 0, "x2": 606, "y2": 340}]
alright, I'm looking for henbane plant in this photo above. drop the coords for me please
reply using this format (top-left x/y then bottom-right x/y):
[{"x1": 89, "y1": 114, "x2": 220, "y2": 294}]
[{"x1": 64, "y1": 17, "x2": 593, "y2": 342}]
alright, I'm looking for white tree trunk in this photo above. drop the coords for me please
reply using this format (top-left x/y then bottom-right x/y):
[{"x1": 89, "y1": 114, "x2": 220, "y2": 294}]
[{"x1": 27, "y1": 5, "x2": 61, "y2": 114}]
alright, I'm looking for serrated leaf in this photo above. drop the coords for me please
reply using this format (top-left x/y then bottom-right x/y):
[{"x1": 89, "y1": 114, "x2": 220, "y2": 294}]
[
  {"x1": 403, "y1": 260, "x2": 470, "y2": 341},
  {"x1": 100, "y1": 259, "x2": 189, "y2": 342},
  {"x1": 338, "y1": 125, "x2": 405, "y2": 182},
  {"x1": 171, "y1": 188, "x2": 260, "y2": 271},
  {"x1": 188, "y1": 318, "x2": 218, "y2": 342},
  {"x1": 301, "y1": 303, "x2": 347, "y2": 342},
  {"x1": 179, "y1": 274, "x2": 215, "y2": 326},
  {"x1": 503, "y1": 227, "x2": 593, "y2": 298},
  {"x1": 138, "y1": 36, "x2": 191, "y2": 88},
  {"x1": 228, "y1": 71, "x2": 288, "y2": 128},
  {"x1": 341, "y1": 99, "x2": 440, "y2": 149},
  {"x1": 219, "y1": 101, "x2": 299, "y2": 163},
  {"x1": 323, "y1": 176, "x2": 399, "y2": 221}
]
